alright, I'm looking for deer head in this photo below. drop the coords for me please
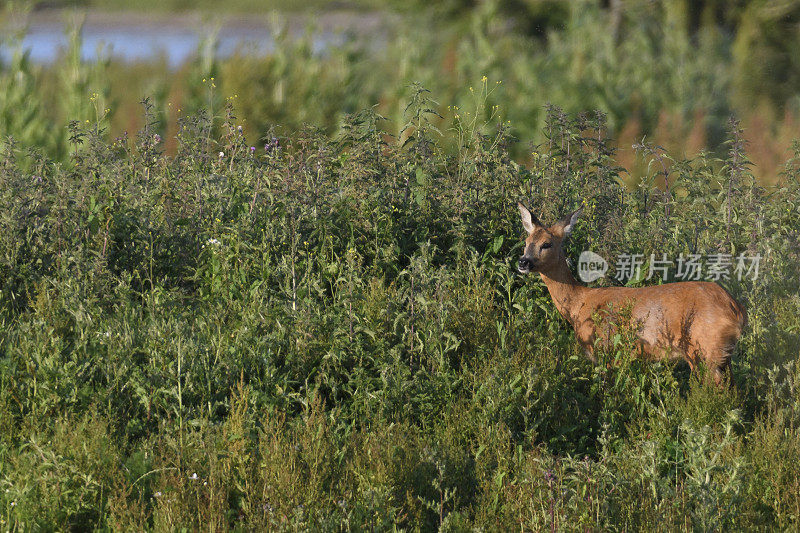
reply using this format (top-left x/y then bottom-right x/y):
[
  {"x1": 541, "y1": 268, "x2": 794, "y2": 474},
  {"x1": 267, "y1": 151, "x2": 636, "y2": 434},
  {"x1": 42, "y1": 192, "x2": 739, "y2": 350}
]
[{"x1": 517, "y1": 203, "x2": 582, "y2": 275}]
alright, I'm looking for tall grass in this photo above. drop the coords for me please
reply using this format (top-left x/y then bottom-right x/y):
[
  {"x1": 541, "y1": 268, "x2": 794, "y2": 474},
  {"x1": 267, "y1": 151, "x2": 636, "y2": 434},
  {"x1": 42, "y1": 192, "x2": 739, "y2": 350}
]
[
  {"x1": 5, "y1": 1, "x2": 800, "y2": 181},
  {"x1": 2, "y1": 2, "x2": 800, "y2": 529},
  {"x1": 0, "y1": 83, "x2": 799, "y2": 529}
]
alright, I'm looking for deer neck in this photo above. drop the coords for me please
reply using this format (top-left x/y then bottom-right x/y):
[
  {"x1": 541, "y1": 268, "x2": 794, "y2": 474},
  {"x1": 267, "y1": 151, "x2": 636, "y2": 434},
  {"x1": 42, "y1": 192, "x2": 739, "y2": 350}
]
[{"x1": 538, "y1": 256, "x2": 587, "y2": 325}]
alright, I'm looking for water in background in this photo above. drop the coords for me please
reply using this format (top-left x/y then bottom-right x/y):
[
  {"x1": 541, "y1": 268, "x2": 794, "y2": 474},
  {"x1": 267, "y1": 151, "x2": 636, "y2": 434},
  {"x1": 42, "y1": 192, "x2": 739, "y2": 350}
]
[{"x1": 1, "y1": 19, "x2": 344, "y2": 66}]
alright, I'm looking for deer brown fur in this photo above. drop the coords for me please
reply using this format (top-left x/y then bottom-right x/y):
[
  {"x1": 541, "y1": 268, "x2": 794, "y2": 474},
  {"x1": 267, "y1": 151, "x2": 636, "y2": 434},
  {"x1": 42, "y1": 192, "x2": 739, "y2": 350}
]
[{"x1": 516, "y1": 203, "x2": 747, "y2": 385}]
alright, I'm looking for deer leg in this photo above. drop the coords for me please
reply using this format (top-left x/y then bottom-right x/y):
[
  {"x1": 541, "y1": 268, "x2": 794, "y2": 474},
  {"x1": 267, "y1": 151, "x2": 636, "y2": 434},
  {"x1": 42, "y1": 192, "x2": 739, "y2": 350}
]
[
  {"x1": 700, "y1": 339, "x2": 735, "y2": 389},
  {"x1": 711, "y1": 356, "x2": 733, "y2": 388},
  {"x1": 582, "y1": 343, "x2": 597, "y2": 364}
]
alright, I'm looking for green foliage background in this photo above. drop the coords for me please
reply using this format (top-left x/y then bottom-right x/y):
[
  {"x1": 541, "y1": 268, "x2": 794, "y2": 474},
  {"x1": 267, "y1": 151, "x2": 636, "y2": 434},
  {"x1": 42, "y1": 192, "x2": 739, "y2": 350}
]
[
  {"x1": 1, "y1": 0, "x2": 800, "y2": 530},
  {"x1": 0, "y1": 88, "x2": 799, "y2": 529},
  {"x1": 5, "y1": 0, "x2": 800, "y2": 180}
]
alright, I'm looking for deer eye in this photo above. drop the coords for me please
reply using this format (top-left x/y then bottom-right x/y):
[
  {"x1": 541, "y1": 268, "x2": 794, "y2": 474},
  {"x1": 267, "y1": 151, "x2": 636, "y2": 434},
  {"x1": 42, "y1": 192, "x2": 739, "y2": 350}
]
[{"x1": 540, "y1": 242, "x2": 552, "y2": 250}]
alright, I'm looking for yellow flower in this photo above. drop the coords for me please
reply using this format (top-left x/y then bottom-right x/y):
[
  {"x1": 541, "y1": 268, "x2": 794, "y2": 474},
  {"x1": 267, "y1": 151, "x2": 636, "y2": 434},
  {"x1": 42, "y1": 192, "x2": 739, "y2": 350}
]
[{"x1": 481, "y1": 75, "x2": 487, "y2": 83}]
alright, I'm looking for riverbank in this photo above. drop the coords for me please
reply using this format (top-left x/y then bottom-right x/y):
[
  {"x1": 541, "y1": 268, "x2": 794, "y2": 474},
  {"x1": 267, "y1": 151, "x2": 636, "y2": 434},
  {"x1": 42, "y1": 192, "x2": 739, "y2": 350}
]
[{"x1": 2, "y1": 7, "x2": 393, "y2": 65}]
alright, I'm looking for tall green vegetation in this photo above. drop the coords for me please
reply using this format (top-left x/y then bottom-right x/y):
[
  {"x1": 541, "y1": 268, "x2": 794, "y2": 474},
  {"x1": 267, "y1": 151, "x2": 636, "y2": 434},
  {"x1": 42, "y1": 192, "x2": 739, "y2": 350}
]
[
  {"x1": 0, "y1": 85, "x2": 799, "y2": 529},
  {"x1": 4, "y1": 0, "x2": 800, "y2": 180},
  {"x1": 1, "y1": 0, "x2": 800, "y2": 529}
]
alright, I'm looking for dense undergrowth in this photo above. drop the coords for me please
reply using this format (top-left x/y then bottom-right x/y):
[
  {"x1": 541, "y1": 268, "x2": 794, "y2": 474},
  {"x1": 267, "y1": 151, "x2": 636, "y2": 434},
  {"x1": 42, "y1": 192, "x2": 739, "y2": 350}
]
[{"x1": 0, "y1": 87, "x2": 799, "y2": 530}]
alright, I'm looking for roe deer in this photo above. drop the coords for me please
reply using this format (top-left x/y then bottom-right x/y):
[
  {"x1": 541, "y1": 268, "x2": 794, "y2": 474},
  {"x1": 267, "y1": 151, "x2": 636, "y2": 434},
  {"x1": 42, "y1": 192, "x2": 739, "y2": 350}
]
[{"x1": 516, "y1": 203, "x2": 747, "y2": 386}]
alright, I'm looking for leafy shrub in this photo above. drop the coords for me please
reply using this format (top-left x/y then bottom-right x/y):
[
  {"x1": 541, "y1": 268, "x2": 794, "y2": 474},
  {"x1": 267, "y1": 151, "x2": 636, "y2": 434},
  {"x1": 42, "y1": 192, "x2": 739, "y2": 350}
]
[{"x1": 0, "y1": 92, "x2": 798, "y2": 530}]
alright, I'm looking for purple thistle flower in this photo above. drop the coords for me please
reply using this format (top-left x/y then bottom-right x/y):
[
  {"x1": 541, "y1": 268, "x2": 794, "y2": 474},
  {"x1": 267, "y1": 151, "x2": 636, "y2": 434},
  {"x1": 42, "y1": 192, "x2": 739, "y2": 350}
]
[{"x1": 265, "y1": 137, "x2": 279, "y2": 152}]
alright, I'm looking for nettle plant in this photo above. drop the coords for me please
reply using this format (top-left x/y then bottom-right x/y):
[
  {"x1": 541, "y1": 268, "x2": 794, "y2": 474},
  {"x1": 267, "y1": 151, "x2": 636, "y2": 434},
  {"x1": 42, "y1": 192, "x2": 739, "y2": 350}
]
[{"x1": 0, "y1": 92, "x2": 798, "y2": 531}]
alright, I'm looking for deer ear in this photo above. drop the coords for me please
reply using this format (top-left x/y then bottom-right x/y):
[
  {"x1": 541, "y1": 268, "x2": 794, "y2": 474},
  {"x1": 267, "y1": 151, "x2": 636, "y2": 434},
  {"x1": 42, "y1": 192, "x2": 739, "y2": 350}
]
[
  {"x1": 518, "y1": 202, "x2": 543, "y2": 233},
  {"x1": 556, "y1": 207, "x2": 583, "y2": 238}
]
